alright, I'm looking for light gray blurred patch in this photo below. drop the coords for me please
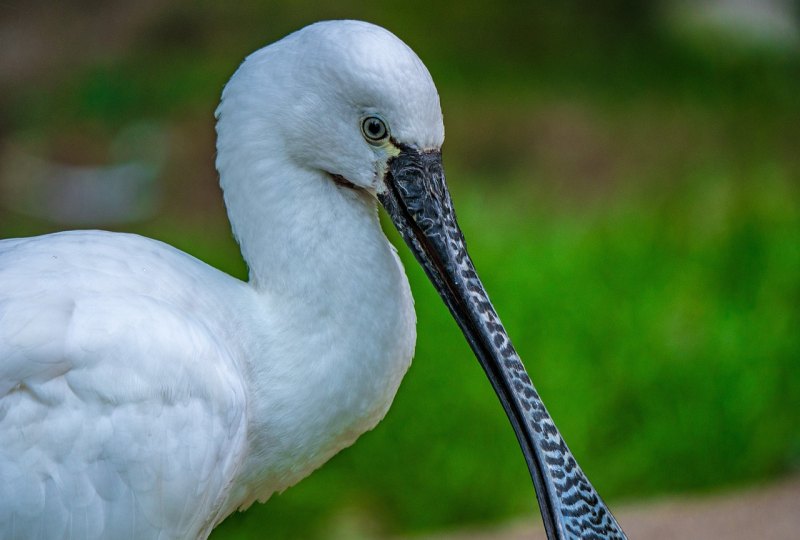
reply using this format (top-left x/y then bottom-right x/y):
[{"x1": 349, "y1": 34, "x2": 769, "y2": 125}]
[
  {"x1": 1, "y1": 122, "x2": 167, "y2": 225},
  {"x1": 666, "y1": 0, "x2": 800, "y2": 51}
]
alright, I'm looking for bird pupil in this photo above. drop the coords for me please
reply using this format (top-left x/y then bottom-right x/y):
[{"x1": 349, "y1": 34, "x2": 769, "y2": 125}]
[{"x1": 362, "y1": 117, "x2": 387, "y2": 143}]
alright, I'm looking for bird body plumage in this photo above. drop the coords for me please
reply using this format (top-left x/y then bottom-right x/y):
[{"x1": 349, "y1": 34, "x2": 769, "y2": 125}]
[{"x1": 1, "y1": 231, "x2": 249, "y2": 538}]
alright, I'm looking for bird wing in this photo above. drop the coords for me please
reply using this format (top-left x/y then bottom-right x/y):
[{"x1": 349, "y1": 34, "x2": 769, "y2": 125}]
[{"x1": 0, "y1": 231, "x2": 249, "y2": 540}]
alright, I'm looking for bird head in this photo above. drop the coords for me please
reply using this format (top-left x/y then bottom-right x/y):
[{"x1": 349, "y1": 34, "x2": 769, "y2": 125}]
[{"x1": 216, "y1": 20, "x2": 443, "y2": 195}]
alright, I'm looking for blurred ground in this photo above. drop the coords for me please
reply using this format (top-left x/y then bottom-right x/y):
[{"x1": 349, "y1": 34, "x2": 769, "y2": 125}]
[{"x1": 402, "y1": 475, "x2": 800, "y2": 540}]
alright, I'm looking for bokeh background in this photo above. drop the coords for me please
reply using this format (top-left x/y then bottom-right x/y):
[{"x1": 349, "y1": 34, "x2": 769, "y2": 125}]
[{"x1": 1, "y1": 1, "x2": 799, "y2": 539}]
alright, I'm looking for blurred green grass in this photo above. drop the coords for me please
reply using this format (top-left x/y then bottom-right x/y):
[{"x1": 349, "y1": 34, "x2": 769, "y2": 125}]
[{"x1": 1, "y1": 2, "x2": 799, "y2": 538}]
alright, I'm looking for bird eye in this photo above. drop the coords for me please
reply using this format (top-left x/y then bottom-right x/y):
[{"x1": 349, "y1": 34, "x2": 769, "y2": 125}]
[{"x1": 361, "y1": 116, "x2": 389, "y2": 144}]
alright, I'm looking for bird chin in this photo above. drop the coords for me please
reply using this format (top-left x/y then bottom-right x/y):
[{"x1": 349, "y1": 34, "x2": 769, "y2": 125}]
[
  {"x1": 327, "y1": 172, "x2": 359, "y2": 190},
  {"x1": 326, "y1": 172, "x2": 381, "y2": 200}
]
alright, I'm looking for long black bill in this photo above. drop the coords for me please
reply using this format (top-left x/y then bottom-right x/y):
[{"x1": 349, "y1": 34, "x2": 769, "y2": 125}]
[{"x1": 378, "y1": 146, "x2": 626, "y2": 540}]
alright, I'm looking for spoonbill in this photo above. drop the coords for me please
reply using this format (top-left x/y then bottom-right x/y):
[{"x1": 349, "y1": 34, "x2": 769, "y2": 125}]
[{"x1": 0, "y1": 20, "x2": 626, "y2": 540}]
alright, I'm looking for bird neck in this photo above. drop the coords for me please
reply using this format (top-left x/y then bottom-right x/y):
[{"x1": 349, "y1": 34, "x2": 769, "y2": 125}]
[
  {"x1": 220, "y1": 151, "x2": 380, "y2": 299},
  {"x1": 215, "y1": 145, "x2": 416, "y2": 511}
]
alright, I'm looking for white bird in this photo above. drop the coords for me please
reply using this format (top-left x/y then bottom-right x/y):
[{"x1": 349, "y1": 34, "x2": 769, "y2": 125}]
[{"x1": 0, "y1": 20, "x2": 625, "y2": 540}]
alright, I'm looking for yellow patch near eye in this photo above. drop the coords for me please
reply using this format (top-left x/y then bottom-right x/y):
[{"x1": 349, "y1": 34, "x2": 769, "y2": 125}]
[{"x1": 385, "y1": 143, "x2": 401, "y2": 157}]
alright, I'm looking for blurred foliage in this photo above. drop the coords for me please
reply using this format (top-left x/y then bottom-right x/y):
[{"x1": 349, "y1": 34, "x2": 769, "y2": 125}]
[{"x1": 1, "y1": 1, "x2": 799, "y2": 539}]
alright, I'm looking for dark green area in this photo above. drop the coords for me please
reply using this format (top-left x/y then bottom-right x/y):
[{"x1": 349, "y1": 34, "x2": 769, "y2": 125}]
[{"x1": 2, "y1": 2, "x2": 799, "y2": 538}]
